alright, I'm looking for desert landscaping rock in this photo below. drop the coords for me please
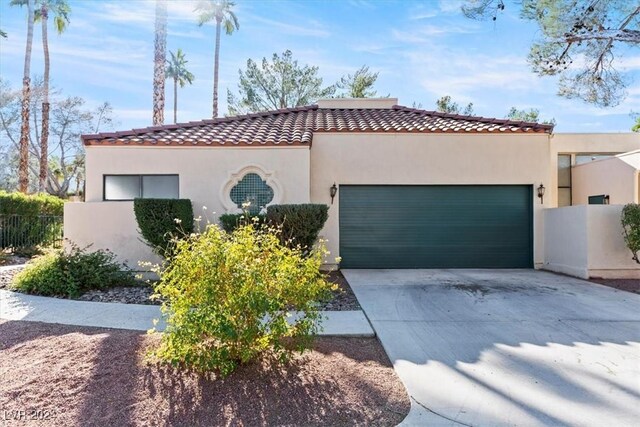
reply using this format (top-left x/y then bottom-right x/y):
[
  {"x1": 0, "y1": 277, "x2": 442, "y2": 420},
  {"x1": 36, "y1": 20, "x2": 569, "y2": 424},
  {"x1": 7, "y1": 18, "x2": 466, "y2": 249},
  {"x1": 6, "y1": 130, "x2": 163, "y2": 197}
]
[
  {"x1": 0, "y1": 265, "x2": 24, "y2": 290},
  {"x1": 0, "y1": 320, "x2": 409, "y2": 426},
  {"x1": 0, "y1": 254, "x2": 30, "y2": 266},
  {"x1": 78, "y1": 285, "x2": 158, "y2": 305},
  {"x1": 0, "y1": 267, "x2": 361, "y2": 310}
]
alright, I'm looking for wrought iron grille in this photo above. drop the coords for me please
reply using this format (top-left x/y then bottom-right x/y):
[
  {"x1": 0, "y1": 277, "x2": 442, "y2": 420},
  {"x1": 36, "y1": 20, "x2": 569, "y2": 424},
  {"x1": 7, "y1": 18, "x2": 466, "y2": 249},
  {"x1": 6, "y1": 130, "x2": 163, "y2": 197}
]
[{"x1": 230, "y1": 173, "x2": 274, "y2": 214}]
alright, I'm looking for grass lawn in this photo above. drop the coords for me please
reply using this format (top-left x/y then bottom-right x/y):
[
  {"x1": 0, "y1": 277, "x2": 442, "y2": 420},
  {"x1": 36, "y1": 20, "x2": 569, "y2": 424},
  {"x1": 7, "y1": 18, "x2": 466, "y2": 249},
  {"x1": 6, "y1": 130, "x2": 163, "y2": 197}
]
[{"x1": 0, "y1": 320, "x2": 409, "y2": 426}]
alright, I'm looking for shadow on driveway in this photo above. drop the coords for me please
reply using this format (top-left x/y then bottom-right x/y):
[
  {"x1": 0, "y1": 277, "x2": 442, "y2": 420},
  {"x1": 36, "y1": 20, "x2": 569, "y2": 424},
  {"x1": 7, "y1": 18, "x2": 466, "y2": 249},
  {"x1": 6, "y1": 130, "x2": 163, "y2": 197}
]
[{"x1": 344, "y1": 269, "x2": 640, "y2": 426}]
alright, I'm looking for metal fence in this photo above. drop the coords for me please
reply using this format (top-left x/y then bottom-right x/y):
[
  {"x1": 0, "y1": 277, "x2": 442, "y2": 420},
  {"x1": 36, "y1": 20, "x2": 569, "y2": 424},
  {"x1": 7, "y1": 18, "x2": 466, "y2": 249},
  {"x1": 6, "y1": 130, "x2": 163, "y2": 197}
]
[{"x1": 0, "y1": 215, "x2": 64, "y2": 250}]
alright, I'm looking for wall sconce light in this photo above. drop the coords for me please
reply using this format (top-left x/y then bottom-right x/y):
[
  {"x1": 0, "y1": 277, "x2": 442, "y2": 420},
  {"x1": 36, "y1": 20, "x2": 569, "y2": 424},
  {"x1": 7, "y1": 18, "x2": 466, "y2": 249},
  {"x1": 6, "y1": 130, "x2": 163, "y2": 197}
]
[
  {"x1": 330, "y1": 183, "x2": 338, "y2": 204},
  {"x1": 537, "y1": 183, "x2": 545, "y2": 204}
]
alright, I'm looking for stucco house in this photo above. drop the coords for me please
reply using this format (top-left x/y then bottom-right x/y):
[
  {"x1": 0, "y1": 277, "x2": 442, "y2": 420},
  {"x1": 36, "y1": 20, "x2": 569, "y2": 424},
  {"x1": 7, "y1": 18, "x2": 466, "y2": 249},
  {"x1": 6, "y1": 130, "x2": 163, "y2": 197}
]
[
  {"x1": 65, "y1": 98, "x2": 640, "y2": 277},
  {"x1": 571, "y1": 150, "x2": 640, "y2": 206}
]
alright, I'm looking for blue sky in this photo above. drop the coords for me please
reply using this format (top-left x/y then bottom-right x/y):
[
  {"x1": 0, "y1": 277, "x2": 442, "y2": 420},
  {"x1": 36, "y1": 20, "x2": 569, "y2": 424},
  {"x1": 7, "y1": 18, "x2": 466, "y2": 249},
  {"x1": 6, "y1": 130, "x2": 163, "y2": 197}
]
[{"x1": 1, "y1": 0, "x2": 638, "y2": 133}]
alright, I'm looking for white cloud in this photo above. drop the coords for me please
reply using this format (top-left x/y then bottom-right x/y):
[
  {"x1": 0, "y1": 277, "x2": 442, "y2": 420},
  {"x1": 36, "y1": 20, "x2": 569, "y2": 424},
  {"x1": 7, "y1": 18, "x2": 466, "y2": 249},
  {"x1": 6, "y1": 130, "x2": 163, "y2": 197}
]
[
  {"x1": 391, "y1": 21, "x2": 481, "y2": 44},
  {"x1": 247, "y1": 15, "x2": 330, "y2": 38},
  {"x1": 347, "y1": 0, "x2": 378, "y2": 9}
]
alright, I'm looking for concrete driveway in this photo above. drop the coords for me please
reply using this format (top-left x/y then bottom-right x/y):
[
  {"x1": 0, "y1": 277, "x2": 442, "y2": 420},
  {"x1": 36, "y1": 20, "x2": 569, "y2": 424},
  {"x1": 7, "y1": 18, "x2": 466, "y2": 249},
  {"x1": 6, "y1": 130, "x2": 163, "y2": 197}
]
[{"x1": 343, "y1": 269, "x2": 640, "y2": 426}]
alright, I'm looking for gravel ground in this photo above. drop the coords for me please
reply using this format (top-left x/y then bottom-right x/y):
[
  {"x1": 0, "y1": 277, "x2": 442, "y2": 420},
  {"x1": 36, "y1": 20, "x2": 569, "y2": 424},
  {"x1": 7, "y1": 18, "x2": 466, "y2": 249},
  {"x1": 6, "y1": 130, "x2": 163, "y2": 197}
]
[
  {"x1": 0, "y1": 265, "x2": 24, "y2": 290},
  {"x1": 0, "y1": 254, "x2": 31, "y2": 267},
  {"x1": 590, "y1": 278, "x2": 640, "y2": 294},
  {"x1": 77, "y1": 286, "x2": 158, "y2": 305},
  {"x1": 1, "y1": 267, "x2": 361, "y2": 310},
  {"x1": 0, "y1": 320, "x2": 409, "y2": 427}
]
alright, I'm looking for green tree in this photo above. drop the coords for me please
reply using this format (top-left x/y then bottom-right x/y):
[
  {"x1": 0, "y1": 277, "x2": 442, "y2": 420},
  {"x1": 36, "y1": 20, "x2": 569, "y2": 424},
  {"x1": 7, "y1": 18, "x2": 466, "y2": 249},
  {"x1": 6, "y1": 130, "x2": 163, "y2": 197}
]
[
  {"x1": 632, "y1": 116, "x2": 640, "y2": 132},
  {"x1": 11, "y1": 0, "x2": 35, "y2": 193},
  {"x1": 34, "y1": 0, "x2": 70, "y2": 193},
  {"x1": 227, "y1": 50, "x2": 336, "y2": 115},
  {"x1": 165, "y1": 49, "x2": 195, "y2": 124},
  {"x1": 0, "y1": 78, "x2": 113, "y2": 196},
  {"x1": 506, "y1": 107, "x2": 556, "y2": 125},
  {"x1": 462, "y1": 1, "x2": 640, "y2": 107},
  {"x1": 195, "y1": 0, "x2": 239, "y2": 118},
  {"x1": 337, "y1": 65, "x2": 380, "y2": 98},
  {"x1": 436, "y1": 95, "x2": 474, "y2": 115},
  {"x1": 153, "y1": 0, "x2": 167, "y2": 126}
]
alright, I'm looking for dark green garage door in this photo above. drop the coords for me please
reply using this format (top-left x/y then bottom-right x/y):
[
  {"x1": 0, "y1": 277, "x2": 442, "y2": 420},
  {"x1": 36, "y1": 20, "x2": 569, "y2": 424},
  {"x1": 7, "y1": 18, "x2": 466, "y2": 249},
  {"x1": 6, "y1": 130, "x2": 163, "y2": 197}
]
[{"x1": 339, "y1": 185, "x2": 533, "y2": 269}]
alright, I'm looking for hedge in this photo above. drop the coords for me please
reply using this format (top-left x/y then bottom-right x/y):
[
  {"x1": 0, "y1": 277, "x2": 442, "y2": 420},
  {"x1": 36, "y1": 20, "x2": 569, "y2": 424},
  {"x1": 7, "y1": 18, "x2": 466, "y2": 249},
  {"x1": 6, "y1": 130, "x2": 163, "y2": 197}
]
[
  {"x1": 219, "y1": 213, "x2": 265, "y2": 233},
  {"x1": 622, "y1": 203, "x2": 640, "y2": 264},
  {"x1": 0, "y1": 191, "x2": 64, "y2": 216},
  {"x1": 133, "y1": 198, "x2": 194, "y2": 258},
  {"x1": 266, "y1": 204, "x2": 329, "y2": 251},
  {"x1": 0, "y1": 191, "x2": 64, "y2": 250},
  {"x1": 218, "y1": 205, "x2": 329, "y2": 252}
]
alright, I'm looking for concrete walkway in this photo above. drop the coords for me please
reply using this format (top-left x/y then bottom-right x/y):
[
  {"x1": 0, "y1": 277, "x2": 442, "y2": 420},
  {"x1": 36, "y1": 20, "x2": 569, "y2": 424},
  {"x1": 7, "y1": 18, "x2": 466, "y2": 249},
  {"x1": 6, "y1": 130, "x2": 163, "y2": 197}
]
[
  {"x1": 343, "y1": 269, "x2": 640, "y2": 427},
  {"x1": 0, "y1": 289, "x2": 373, "y2": 337}
]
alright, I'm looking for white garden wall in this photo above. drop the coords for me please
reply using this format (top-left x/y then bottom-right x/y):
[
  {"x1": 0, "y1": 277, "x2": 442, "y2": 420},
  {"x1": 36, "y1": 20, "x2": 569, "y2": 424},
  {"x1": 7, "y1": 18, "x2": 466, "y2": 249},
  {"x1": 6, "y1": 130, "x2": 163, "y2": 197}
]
[{"x1": 544, "y1": 205, "x2": 640, "y2": 279}]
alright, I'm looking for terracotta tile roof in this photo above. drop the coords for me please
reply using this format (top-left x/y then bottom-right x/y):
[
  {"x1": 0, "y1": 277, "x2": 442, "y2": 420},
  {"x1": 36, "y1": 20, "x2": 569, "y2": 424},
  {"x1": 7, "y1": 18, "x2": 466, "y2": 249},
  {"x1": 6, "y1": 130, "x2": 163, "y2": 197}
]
[{"x1": 82, "y1": 104, "x2": 553, "y2": 147}]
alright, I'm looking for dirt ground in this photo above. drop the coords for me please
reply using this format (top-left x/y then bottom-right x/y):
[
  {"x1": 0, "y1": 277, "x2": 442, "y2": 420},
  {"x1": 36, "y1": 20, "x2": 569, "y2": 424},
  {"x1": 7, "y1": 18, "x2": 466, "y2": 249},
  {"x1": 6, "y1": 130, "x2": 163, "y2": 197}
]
[
  {"x1": 589, "y1": 278, "x2": 640, "y2": 295},
  {"x1": 0, "y1": 320, "x2": 409, "y2": 427}
]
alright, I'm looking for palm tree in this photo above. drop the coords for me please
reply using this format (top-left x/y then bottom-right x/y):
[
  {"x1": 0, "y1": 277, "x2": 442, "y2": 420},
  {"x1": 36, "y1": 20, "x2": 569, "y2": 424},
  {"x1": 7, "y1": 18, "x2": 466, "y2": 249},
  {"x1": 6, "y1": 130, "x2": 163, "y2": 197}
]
[
  {"x1": 35, "y1": 0, "x2": 70, "y2": 193},
  {"x1": 166, "y1": 49, "x2": 195, "y2": 124},
  {"x1": 153, "y1": 0, "x2": 167, "y2": 126},
  {"x1": 195, "y1": 0, "x2": 239, "y2": 118},
  {"x1": 11, "y1": 0, "x2": 35, "y2": 193}
]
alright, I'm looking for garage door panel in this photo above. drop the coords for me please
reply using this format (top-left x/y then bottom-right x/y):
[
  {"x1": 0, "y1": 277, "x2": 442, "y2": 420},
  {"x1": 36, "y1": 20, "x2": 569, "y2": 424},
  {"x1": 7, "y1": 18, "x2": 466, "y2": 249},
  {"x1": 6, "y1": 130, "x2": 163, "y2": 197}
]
[{"x1": 339, "y1": 185, "x2": 533, "y2": 269}]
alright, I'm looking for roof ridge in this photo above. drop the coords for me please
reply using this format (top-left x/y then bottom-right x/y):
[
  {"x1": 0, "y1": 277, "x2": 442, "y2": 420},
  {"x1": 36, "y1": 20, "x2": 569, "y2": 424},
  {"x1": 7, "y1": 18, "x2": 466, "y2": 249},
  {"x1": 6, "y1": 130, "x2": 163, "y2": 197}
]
[{"x1": 392, "y1": 105, "x2": 553, "y2": 130}]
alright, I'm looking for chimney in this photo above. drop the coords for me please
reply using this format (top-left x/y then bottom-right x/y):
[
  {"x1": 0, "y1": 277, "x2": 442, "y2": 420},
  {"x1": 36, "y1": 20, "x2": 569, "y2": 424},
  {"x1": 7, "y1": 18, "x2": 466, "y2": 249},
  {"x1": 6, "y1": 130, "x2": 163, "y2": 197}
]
[{"x1": 316, "y1": 98, "x2": 398, "y2": 109}]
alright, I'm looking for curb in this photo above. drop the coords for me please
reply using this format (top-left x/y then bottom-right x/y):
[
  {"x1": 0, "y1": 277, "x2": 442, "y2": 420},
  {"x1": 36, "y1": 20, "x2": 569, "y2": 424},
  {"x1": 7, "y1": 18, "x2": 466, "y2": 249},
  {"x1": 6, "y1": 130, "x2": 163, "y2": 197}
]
[{"x1": 0, "y1": 289, "x2": 374, "y2": 337}]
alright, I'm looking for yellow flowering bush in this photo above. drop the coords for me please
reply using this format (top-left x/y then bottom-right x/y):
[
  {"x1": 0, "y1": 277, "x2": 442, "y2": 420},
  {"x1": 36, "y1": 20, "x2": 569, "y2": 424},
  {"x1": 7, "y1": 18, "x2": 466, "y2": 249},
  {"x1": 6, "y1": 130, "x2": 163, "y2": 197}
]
[{"x1": 151, "y1": 221, "x2": 335, "y2": 376}]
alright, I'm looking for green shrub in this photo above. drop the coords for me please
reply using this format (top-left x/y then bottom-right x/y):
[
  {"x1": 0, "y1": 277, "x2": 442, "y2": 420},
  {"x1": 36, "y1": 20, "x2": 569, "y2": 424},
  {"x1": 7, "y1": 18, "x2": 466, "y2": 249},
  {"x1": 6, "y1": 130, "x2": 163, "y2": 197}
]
[
  {"x1": 0, "y1": 191, "x2": 64, "y2": 216},
  {"x1": 12, "y1": 246, "x2": 136, "y2": 298},
  {"x1": 0, "y1": 191, "x2": 64, "y2": 250},
  {"x1": 151, "y1": 222, "x2": 335, "y2": 376},
  {"x1": 266, "y1": 204, "x2": 329, "y2": 251},
  {"x1": 133, "y1": 198, "x2": 194, "y2": 257},
  {"x1": 621, "y1": 204, "x2": 640, "y2": 264},
  {"x1": 219, "y1": 213, "x2": 265, "y2": 233}
]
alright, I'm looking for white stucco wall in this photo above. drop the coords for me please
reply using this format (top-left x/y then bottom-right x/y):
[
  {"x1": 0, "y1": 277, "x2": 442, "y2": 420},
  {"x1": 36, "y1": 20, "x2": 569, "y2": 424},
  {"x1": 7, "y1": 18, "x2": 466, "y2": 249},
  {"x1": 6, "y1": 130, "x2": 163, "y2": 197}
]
[
  {"x1": 67, "y1": 146, "x2": 311, "y2": 267},
  {"x1": 552, "y1": 133, "x2": 640, "y2": 155},
  {"x1": 543, "y1": 206, "x2": 589, "y2": 278},
  {"x1": 85, "y1": 146, "x2": 311, "y2": 211},
  {"x1": 572, "y1": 154, "x2": 639, "y2": 205},
  {"x1": 64, "y1": 202, "x2": 159, "y2": 269},
  {"x1": 544, "y1": 205, "x2": 640, "y2": 279},
  {"x1": 309, "y1": 132, "x2": 551, "y2": 267}
]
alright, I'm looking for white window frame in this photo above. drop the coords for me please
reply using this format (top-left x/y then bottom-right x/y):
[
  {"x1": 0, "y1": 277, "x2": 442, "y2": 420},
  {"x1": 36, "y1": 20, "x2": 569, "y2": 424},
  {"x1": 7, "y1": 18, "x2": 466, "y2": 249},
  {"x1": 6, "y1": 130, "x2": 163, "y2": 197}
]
[{"x1": 103, "y1": 174, "x2": 179, "y2": 201}]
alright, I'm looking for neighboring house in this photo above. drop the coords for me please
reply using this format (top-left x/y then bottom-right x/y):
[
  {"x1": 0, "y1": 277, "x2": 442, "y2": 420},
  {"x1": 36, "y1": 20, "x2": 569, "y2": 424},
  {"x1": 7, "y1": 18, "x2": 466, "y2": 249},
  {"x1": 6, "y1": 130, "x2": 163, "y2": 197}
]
[
  {"x1": 571, "y1": 150, "x2": 640, "y2": 206},
  {"x1": 552, "y1": 134, "x2": 640, "y2": 207},
  {"x1": 64, "y1": 98, "x2": 640, "y2": 276}
]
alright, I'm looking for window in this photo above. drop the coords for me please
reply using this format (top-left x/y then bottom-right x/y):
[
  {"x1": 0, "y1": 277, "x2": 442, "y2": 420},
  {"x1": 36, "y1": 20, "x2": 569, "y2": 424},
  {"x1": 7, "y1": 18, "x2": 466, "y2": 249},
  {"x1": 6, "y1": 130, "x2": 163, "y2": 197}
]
[
  {"x1": 229, "y1": 172, "x2": 274, "y2": 214},
  {"x1": 588, "y1": 195, "x2": 610, "y2": 205},
  {"x1": 557, "y1": 154, "x2": 571, "y2": 207},
  {"x1": 104, "y1": 175, "x2": 179, "y2": 201}
]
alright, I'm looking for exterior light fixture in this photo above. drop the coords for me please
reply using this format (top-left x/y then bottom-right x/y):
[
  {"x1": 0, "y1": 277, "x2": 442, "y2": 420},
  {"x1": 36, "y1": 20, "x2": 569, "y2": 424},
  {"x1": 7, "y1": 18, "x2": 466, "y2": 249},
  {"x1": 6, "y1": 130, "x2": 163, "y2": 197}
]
[
  {"x1": 330, "y1": 183, "x2": 338, "y2": 204},
  {"x1": 537, "y1": 183, "x2": 545, "y2": 204}
]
